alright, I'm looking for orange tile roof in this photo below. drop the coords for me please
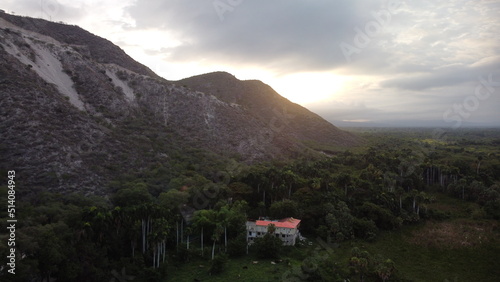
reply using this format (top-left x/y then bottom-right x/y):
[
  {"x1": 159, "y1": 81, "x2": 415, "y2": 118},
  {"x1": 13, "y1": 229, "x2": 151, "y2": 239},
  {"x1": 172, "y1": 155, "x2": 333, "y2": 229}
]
[{"x1": 255, "y1": 217, "x2": 300, "y2": 229}]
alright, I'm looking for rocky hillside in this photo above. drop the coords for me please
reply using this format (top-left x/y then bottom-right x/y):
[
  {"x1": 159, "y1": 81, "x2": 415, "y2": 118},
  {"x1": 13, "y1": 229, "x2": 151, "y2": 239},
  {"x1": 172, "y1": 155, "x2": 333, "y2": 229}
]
[
  {"x1": 179, "y1": 72, "x2": 359, "y2": 148},
  {"x1": 0, "y1": 13, "x2": 358, "y2": 194}
]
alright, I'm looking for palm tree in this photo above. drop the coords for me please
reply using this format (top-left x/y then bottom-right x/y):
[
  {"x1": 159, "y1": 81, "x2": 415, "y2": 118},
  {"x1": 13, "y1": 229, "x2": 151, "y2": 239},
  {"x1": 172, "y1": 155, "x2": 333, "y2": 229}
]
[
  {"x1": 395, "y1": 187, "x2": 406, "y2": 210},
  {"x1": 477, "y1": 155, "x2": 483, "y2": 175},
  {"x1": 192, "y1": 210, "x2": 212, "y2": 257},
  {"x1": 336, "y1": 173, "x2": 351, "y2": 196},
  {"x1": 311, "y1": 177, "x2": 322, "y2": 190},
  {"x1": 281, "y1": 169, "x2": 298, "y2": 198},
  {"x1": 149, "y1": 217, "x2": 170, "y2": 268},
  {"x1": 266, "y1": 167, "x2": 281, "y2": 204},
  {"x1": 82, "y1": 206, "x2": 112, "y2": 246},
  {"x1": 120, "y1": 206, "x2": 142, "y2": 258},
  {"x1": 211, "y1": 224, "x2": 224, "y2": 260}
]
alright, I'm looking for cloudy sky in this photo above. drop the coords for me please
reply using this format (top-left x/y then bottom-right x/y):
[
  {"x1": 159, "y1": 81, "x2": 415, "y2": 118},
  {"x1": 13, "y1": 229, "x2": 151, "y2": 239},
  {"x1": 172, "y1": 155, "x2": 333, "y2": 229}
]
[{"x1": 2, "y1": 0, "x2": 500, "y2": 127}]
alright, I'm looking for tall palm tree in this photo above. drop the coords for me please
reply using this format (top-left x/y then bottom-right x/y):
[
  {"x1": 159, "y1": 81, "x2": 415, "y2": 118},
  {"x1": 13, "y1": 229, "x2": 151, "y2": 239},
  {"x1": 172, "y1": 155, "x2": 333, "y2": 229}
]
[
  {"x1": 336, "y1": 173, "x2": 351, "y2": 196},
  {"x1": 477, "y1": 155, "x2": 483, "y2": 175},
  {"x1": 192, "y1": 209, "x2": 214, "y2": 257},
  {"x1": 211, "y1": 224, "x2": 224, "y2": 260},
  {"x1": 281, "y1": 169, "x2": 298, "y2": 198}
]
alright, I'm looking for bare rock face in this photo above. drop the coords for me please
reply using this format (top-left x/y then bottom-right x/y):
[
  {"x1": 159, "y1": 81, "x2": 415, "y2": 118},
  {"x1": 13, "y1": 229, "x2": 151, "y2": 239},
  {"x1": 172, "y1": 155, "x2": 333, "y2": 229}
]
[{"x1": 0, "y1": 13, "x2": 359, "y2": 194}]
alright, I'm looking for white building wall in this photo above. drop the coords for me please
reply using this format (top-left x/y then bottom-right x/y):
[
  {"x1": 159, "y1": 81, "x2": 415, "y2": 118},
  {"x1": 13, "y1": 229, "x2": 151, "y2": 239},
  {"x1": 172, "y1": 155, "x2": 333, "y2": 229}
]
[{"x1": 246, "y1": 221, "x2": 300, "y2": 246}]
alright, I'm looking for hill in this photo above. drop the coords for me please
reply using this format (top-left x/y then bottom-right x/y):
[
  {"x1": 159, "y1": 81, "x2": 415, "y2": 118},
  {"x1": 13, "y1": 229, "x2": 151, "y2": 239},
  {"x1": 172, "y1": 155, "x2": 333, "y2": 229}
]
[{"x1": 0, "y1": 13, "x2": 358, "y2": 194}]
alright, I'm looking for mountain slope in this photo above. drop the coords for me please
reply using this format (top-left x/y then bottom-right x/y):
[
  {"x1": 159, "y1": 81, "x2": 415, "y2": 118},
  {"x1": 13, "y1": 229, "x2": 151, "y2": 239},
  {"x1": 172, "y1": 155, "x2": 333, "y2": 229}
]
[
  {"x1": 0, "y1": 12, "x2": 157, "y2": 77},
  {"x1": 179, "y1": 72, "x2": 359, "y2": 148},
  {"x1": 0, "y1": 13, "x2": 359, "y2": 194}
]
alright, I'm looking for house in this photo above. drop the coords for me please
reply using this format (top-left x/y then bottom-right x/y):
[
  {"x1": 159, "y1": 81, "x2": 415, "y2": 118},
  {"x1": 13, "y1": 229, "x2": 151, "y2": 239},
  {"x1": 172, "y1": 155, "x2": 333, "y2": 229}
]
[{"x1": 246, "y1": 217, "x2": 301, "y2": 246}]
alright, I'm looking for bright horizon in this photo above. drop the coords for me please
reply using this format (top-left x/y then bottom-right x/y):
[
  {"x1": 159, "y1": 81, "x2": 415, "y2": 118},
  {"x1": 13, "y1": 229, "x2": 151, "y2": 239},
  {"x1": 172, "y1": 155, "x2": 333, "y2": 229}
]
[{"x1": 1, "y1": 0, "x2": 499, "y2": 127}]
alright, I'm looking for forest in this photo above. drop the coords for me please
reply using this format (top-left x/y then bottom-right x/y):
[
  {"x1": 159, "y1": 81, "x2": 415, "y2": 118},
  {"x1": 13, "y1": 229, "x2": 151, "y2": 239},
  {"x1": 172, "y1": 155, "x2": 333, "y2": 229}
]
[{"x1": 1, "y1": 127, "x2": 499, "y2": 281}]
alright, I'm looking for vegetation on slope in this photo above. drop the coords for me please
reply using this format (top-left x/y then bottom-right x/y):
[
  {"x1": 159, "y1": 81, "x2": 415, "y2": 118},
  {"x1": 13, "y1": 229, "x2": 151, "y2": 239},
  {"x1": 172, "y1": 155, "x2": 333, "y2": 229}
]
[{"x1": 1, "y1": 128, "x2": 499, "y2": 281}]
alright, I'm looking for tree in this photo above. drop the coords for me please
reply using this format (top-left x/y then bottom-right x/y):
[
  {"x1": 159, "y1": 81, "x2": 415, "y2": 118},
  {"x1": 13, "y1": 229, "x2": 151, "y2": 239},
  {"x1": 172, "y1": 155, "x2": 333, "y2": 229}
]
[
  {"x1": 360, "y1": 164, "x2": 384, "y2": 184},
  {"x1": 374, "y1": 259, "x2": 396, "y2": 282},
  {"x1": 395, "y1": 187, "x2": 406, "y2": 210},
  {"x1": 281, "y1": 169, "x2": 299, "y2": 198},
  {"x1": 352, "y1": 217, "x2": 378, "y2": 241},
  {"x1": 243, "y1": 167, "x2": 270, "y2": 205},
  {"x1": 211, "y1": 224, "x2": 224, "y2": 260},
  {"x1": 227, "y1": 233, "x2": 247, "y2": 257},
  {"x1": 357, "y1": 202, "x2": 400, "y2": 230},
  {"x1": 266, "y1": 167, "x2": 281, "y2": 204},
  {"x1": 269, "y1": 199, "x2": 299, "y2": 219},
  {"x1": 310, "y1": 177, "x2": 322, "y2": 190},
  {"x1": 112, "y1": 185, "x2": 152, "y2": 207},
  {"x1": 324, "y1": 201, "x2": 354, "y2": 242},
  {"x1": 477, "y1": 155, "x2": 483, "y2": 175},
  {"x1": 217, "y1": 206, "x2": 230, "y2": 251},
  {"x1": 36, "y1": 224, "x2": 66, "y2": 281},
  {"x1": 335, "y1": 173, "x2": 352, "y2": 196},
  {"x1": 192, "y1": 209, "x2": 213, "y2": 257},
  {"x1": 192, "y1": 208, "x2": 227, "y2": 260},
  {"x1": 149, "y1": 217, "x2": 170, "y2": 268},
  {"x1": 158, "y1": 189, "x2": 189, "y2": 211},
  {"x1": 227, "y1": 182, "x2": 253, "y2": 201},
  {"x1": 209, "y1": 253, "x2": 228, "y2": 275},
  {"x1": 253, "y1": 223, "x2": 282, "y2": 259},
  {"x1": 484, "y1": 200, "x2": 500, "y2": 219},
  {"x1": 349, "y1": 247, "x2": 370, "y2": 282}
]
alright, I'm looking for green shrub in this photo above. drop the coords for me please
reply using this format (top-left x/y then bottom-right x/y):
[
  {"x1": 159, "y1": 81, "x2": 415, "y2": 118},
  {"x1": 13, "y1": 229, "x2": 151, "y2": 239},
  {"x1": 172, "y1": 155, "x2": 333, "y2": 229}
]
[
  {"x1": 422, "y1": 208, "x2": 451, "y2": 221},
  {"x1": 484, "y1": 200, "x2": 500, "y2": 219},
  {"x1": 358, "y1": 202, "x2": 400, "y2": 230},
  {"x1": 209, "y1": 253, "x2": 228, "y2": 275},
  {"x1": 227, "y1": 234, "x2": 247, "y2": 257},
  {"x1": 353, "y1": 217, "x2": 378, "y2": 241},
  {"x1": 253, "y1": 232, "x2": 283, "y2": 259}
]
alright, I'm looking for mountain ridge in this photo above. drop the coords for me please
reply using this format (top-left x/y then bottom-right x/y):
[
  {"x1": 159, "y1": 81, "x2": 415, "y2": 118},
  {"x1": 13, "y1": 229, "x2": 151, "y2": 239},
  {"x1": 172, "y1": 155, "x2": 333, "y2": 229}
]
[
  {"x1": 0, "y1": 13, "x2": 359, "y2": 194},
  {"x1": 0, "y1": 11, "x2": 158, "y2": 77},
  {"x1": 178, "y1": 71, "x2": 360, "y2": 147}
]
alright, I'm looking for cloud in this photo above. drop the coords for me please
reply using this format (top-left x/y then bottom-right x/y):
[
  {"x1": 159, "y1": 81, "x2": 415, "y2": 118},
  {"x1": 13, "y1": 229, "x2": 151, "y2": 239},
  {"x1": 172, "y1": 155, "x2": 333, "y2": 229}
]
[
  {"x1": 2, "y1": 0, "x2": 499, "y2": 126},
  {"x1": 380, "y1": 56, "x2": 500, "y2": 91},
  {"x1": 125, "y1": 0, "x2": 386, "y2": 73},
  {"x1": 2, "y1": 0, "x2": 86, "y2": 22},
  {"x1": 310, "y1": 74, "x2": 500, "y2": 127},
  {"x1": 124, "y1": 0, "x2": 500, "y2": 77}
]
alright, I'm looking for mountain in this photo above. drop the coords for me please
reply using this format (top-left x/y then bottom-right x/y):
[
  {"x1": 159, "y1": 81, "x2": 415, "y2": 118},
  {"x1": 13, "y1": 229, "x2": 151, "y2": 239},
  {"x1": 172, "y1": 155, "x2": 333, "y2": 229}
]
[
  {"x1": 178, "y1": 72, "x2": 359, "y2": 149},
  {"x1": 0, "y1": 13, "x2": 359, "y2": 194}
]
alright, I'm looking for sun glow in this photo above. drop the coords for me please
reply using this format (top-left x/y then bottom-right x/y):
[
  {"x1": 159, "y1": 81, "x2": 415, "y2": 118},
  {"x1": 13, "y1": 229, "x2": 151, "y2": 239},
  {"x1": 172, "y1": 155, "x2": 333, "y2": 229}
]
[{"x1": 271, "y1": 72, "x2": 349, "y2": 105}]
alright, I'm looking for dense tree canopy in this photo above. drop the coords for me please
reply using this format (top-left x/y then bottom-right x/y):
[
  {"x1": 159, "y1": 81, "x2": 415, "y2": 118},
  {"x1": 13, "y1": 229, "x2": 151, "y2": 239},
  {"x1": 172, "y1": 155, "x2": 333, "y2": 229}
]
[{"x1": 1, "y1": 128, "x2": 499, "y2": 280}]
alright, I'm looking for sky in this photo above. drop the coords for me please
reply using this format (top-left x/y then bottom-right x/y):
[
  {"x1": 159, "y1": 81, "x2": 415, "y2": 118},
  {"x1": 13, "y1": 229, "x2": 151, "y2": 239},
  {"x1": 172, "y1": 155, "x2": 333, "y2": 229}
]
[{"x1": 2, "y1": 0, "x2": 500, "y2": 127}]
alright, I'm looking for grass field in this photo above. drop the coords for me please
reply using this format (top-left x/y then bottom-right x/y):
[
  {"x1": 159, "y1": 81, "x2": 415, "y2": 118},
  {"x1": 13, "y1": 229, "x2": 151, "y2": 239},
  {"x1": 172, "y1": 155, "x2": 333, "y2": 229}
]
[
  {"x1": 341, "y1": 192, "x2": 500, "y2": 281},
  {"x1": 164, "y1": 251, "x2": 304, "y2": 281},
  {"x1": 164, "y1": 192, "x2": 500, "y2": 281},
  {"x1": 360, "y1": 223, "x2": 500, "y2": 281}
]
